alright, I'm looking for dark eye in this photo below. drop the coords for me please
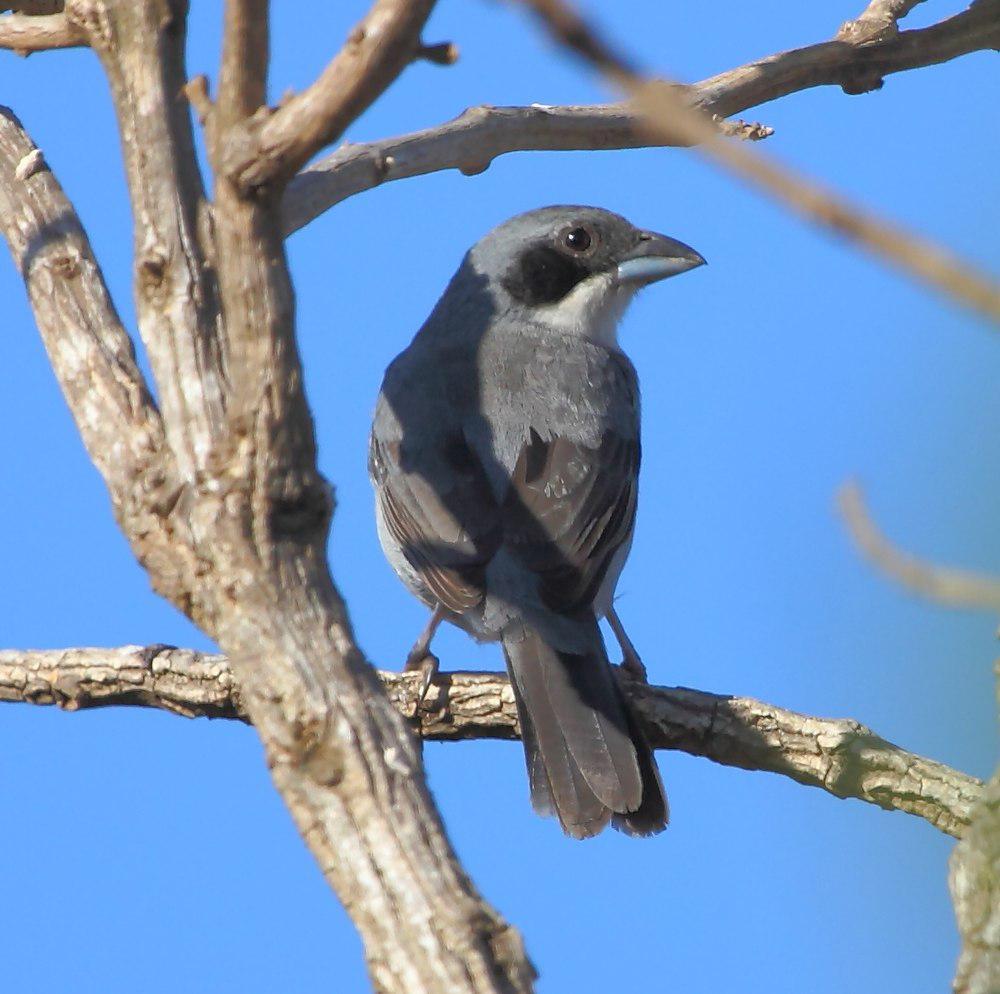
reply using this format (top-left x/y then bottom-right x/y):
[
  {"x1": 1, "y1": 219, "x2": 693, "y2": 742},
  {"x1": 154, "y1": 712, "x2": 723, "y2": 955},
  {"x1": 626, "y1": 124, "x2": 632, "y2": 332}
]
[{"x1": 563, "y1": 226, "x2": 592, "y2": 252}]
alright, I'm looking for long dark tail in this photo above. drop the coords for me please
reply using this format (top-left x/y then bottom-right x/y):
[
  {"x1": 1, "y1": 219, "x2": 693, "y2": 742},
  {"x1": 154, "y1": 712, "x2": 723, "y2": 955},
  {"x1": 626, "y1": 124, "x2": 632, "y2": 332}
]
[{"x1": 501, "y1": 617, "x2": 668, "y2": 839}]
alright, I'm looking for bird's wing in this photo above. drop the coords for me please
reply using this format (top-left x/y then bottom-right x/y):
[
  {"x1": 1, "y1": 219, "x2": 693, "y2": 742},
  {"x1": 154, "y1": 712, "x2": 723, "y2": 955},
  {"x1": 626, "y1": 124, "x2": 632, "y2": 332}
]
[
  {"x1": 503, "y1": 426, "x2": 638, "y2": 614},
  {"x1": 370, "y1": 428, "x2": 501, "y2": 613}
]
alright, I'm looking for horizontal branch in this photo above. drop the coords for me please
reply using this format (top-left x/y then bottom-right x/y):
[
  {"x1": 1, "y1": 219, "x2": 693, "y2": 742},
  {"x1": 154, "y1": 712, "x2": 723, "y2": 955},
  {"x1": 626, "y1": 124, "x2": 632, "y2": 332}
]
[
  {"x1": 0, "y1": 11, "x2": 83, "y2": 53},
  {"x1": 0, "y1": 645, "x2": 981, "y2": 839},
  {"x1": 281, "y1": 105, "x2": 771, "y2": 235},
  {"x1": 281, "y1": 0, "x2": 1000, "y2": 236}
]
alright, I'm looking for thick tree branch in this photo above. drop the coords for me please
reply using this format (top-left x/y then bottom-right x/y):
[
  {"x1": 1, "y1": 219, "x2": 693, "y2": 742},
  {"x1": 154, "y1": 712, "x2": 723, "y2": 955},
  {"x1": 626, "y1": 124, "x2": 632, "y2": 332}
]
[
  {"x1": 0, "y1": 10, "x2": 83, "y2": 51},
  {"x1": 838, "y1": 482, "x2": 1000, "y2": 612},
  {"x1": 283, "y1": 0, "x2": 1000, "y2": 237},
  {"x1": 950, "y1": 660, "x2": 1000, "y2": 994},
  {"x1": 0, "y1": 646, "x2": 981, "y2": 840},
  {"x1": 69, "y1": 0, "x2": 226, "y2": 497},
  {"x1": 0, "y1": 107, "x2": 191, "y2": 596},
  {"x1": 6, "y1": 5, "x2": 536, "y2": 991},
  {"x1": 221, "y1": 0, "x2": 438, "y2": 192}
]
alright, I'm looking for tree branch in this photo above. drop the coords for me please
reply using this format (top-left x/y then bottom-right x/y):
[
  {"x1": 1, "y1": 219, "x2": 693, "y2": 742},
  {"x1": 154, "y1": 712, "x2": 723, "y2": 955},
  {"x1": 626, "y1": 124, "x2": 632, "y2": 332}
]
[
  {"x1": 0, "y1": 645, "x2": 981, "y2": 840},
  {"x1": 0, "y1": 11, "x2": 83, "y2": 52},
  {"x1": 950, "y1": 660, "x2": 1000, "y2": 994},
  {"x1": 281, "y1": 105, "x2": 772, "y2": 235},
  {"x1": 283, "y1": 0, "x2": 1000, "y2": 236},
  {"x1": 519, "y1": 0, "x2": 1000, "y2": 321},
  {"x1": 0, "y1": 107, "x2": 190, "y2": 597},
  {"x1": 838, "y1": 481, "x2": 1000, "y2": 612},
  {"x1": 221, "y1": 0, "x2": 438, "y2": 192},
  {"x1": 70, "y1": 0, "x2": 226, "y2": 496},
  {"x1": 838, "y1": 0, "x2": 926, "y2": 44}
]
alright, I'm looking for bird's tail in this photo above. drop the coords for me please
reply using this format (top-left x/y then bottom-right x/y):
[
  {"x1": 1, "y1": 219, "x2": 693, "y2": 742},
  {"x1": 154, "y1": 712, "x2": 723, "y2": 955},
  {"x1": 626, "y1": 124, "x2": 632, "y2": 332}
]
[{"x1": 501, "y1": 617, "x2": 668, "y2": 839}]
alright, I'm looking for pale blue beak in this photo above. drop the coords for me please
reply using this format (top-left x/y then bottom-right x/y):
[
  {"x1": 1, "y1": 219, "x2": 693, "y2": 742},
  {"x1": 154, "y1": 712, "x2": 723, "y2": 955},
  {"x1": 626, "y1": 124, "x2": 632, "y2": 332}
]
[{"x1": 616, "y1": 231, "x2": 706, "y2": 286}]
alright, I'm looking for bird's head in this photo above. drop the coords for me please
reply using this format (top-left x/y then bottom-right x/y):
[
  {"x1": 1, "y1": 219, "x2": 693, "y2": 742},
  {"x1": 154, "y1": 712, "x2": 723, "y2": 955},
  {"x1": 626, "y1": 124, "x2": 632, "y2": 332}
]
[{"x1": 455, "y1": 205, "x2": 705, "y2": 347}]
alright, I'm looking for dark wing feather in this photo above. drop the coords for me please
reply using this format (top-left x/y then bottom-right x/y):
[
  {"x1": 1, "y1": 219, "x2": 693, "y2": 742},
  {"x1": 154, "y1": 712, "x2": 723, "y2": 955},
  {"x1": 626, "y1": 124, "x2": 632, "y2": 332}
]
[
  {"x1": 370, "y1": 432, "x2": 501, "y2": 613},
  {"x1": 503, "y1": 427, "x2": 638, "y2": 614}
]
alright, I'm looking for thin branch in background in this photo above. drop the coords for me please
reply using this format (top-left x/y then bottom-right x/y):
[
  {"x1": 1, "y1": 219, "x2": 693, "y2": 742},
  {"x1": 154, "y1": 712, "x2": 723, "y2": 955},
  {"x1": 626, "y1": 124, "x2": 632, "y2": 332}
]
[
  {"x1": 0, "y1": 645, "x2": 983, "y2": 840},
  {"x1": 0, "y1": 11, "x2": 83, "y2": 52},
  {"x1": 838, "y1": 481, "x2": 1000, "y2": 612},
  {"x1": 517, "y1": 0, "x2": 1000, "y2": 323}
]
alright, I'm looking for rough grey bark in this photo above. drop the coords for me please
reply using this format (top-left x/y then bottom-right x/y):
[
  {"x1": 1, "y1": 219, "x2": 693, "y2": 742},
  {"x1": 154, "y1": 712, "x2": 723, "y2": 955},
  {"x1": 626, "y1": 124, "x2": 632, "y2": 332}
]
[
  {"x1": 951, "y1": 771, "x2": 1000, "y2": 992},
  {"x1": 0, "y1": 646, "x2": 982, "y2": 840},
  {"x1": 1, "y1": 2, "x2": 535, "y2": 990}
]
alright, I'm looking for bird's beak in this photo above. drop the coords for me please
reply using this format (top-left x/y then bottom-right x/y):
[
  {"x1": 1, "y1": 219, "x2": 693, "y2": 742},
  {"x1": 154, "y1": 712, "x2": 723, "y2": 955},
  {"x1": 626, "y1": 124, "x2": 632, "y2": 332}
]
[{"x1": 616, "y1": 231, "x2": 706, "y2": 287}]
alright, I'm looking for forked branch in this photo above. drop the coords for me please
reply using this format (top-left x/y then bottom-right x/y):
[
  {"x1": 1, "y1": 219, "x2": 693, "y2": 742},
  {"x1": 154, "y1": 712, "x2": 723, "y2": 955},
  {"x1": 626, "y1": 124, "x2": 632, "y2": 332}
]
[{"x1": 221, "y1": 0, "x2": 439, "y2": 191}]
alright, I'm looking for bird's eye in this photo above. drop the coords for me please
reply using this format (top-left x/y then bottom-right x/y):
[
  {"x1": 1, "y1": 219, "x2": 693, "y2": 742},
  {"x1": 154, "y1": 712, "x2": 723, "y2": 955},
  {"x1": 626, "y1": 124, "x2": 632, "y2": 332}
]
[{"x1": 563, "y1": 226, "x2": 593, "y2": 252}]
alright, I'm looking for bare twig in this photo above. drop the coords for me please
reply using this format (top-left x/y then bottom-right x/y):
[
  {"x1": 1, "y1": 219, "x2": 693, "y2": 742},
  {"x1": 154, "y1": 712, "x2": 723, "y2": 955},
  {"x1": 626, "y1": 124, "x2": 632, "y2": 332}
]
[
  {"x1": 0, "y1": 10, "x2": 82, "y2": 51},
  {"x1": 838, "y1": 482, "x2": 1000, "y2": 612},
  {"x1": 0, "y1": 645, "x2": 982, "y2": 839},
  {"x1": 415, "y1": 39, "x2": 459, "y2": 66},
  {"x1": 283, "y1": 0, "x2": 1000, "y2": 244},
  {"x1": 282, "y1": 104, "x2": 771, "y2": 235},
  {"x1": 517, "y1": 0, "x2": 1000, "y2": 322},
  {"x1": 838, "y1": 0, "x2": 927, "y2": 44},
  {"x1": 221, "y1": 0, "x2": 438, "y2": 191}
]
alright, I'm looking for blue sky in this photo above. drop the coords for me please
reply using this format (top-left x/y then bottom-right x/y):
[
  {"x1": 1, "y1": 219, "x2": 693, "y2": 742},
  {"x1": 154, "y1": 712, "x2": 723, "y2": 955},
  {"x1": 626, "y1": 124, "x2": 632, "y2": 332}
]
[{"x1": 1, "y1": 2, "x2": 997, "y2": 992}]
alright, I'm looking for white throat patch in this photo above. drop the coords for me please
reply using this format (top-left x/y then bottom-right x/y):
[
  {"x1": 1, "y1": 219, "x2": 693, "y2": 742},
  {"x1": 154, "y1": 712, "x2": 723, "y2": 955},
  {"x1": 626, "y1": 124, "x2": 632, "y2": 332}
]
[{"x1": 535, "y1": 272, "x2": 637, "y2": 349}]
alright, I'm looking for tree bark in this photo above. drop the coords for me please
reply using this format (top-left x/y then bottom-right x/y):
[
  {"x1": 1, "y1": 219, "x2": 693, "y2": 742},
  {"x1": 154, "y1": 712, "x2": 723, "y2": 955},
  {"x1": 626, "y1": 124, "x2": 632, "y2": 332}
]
[{"x1": 0, "y1": 646, "x2": 982, "y2": 840}]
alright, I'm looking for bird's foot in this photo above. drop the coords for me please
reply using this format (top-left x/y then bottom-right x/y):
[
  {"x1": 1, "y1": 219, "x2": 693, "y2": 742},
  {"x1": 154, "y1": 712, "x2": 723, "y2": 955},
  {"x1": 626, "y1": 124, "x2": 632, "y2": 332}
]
[
  {"x1": 619, "y1": 647, "x2": 648, "y2": 684},
  {"x1": 404, "y1": 649, "x2": 440, "y2": 708}
]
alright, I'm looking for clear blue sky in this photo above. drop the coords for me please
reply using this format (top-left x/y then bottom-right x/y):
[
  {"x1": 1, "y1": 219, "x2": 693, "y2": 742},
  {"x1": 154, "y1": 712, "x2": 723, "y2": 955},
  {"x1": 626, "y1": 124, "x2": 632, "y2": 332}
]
[{"x1": 2, "y1": 2, "x2": 997, "y2": 992}]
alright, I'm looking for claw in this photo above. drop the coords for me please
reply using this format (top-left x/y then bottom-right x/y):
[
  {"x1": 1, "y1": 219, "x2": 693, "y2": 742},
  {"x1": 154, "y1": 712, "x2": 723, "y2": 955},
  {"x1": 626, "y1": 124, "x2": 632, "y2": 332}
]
[
  {"x1": 607, "y1": 606, "x2": 649, "y2": 683},
  {"x1": 619, "y1": 647, "x2": 648, "y2": 683},
  {"x1": 404, "y1": 650, "x2": 439, "y2": 709}
]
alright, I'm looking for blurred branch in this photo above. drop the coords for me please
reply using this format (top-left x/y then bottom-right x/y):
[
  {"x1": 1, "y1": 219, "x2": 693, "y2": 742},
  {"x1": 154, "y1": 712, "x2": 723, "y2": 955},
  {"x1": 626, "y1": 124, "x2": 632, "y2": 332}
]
[
  {"x1": 0, "y1": 11, "x2": 83, "y2": 52},
  {"x1": 838, "y1": 481, "x2": 1000, "y2": 611},
  {"x1": 283, "y1": 0, "x2": 1000, "y2": 263},
  {"x1": 515, "y1": 0, "x2": 1000, "y2": 322},
  {"x1": 0, "y1": 645, "x2": 982, "y2": 839},
  {"x1": 221, "y1": 0, "x2": 438, "y2": 191}
]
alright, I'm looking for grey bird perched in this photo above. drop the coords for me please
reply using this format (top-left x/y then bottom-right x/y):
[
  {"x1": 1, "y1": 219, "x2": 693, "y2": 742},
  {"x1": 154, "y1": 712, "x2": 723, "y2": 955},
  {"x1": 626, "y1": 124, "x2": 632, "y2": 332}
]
[{"x1": 370, "y1": 206, "x2": 705, "y2": 838}]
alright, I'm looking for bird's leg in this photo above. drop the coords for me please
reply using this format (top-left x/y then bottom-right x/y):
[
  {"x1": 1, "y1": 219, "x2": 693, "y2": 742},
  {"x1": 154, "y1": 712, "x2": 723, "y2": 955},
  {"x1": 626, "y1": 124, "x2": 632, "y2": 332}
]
[
  {"x1": 404, "y1": 604, "x2": 446, "y2": 705},
  {"x1": 607, "y1": 607, "x2": 648, "y2": 683}
]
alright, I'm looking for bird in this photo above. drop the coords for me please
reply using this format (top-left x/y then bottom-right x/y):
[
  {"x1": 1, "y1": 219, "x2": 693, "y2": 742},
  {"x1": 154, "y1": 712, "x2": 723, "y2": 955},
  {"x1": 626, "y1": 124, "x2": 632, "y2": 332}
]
[{"x1": 369, "y1": 205, "x2": 705, "y2": 838}]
